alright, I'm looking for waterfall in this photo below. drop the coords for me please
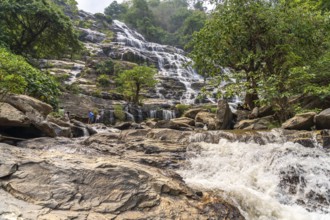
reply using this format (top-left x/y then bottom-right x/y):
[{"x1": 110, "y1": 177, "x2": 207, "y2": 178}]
[
  {"x1": 149, "y1": 110, "x2": 157, "y2": 118},
  {"x1": 178, "y1": 139, "x2": 330, "y2": 220},
  {"x1": 109, "y1": 110, "x2": 115, "y2": 124},
  {"x1": 125, "y1": 111, "x2": 135, "y2": 122},
  {"x1": 111, "y1": 20, "x2": 204, "y2": 104},
  {"x1": 137, "y1": 108, "x2": 143, "y2": 122},
  {"x1": 162, "y1": 110, "x2": 176, "y2": 120}
]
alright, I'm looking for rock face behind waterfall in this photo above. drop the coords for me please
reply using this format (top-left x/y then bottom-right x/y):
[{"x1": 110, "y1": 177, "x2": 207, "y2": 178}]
[{"x1": 107, "y1": 20, "x2": 204, "y2": 103}]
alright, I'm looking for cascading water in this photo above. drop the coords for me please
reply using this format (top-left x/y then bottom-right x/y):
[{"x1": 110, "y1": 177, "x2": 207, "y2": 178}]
[
  {"x1": 149, "y1": 110, "x2": 157, "y2": 118},
  {"x1": 162, "y1": 110, "x2": 176, "y2": 120},
  {"x1": 110, "y1": 20, "x2": 204, "y2": 104},
  {"x1": 178, "y1": 138, "x2": 330, "y2": 220}
]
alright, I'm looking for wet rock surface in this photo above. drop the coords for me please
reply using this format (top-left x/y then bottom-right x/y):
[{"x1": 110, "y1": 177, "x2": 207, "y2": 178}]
[{"x1": 0, "y1": 128, "x2": 245, "y2": 220}]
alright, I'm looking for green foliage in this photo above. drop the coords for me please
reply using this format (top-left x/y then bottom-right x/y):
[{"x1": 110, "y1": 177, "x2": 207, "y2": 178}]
[
  {"x1": 0, "y1": 0, "x2": 81, "y2": 58},
  {"x1": 0, "y1": 48, "x2": 60, "y2": 107},
  {"x1": 114, "y1": 104, "x2": 125, "y2": 121},
  {"x1": 52, "y1": 0, "x2": 79, "y2": 17},
  {"x1": 175, "y1": 104, "x2": 191, "y2": 115},
  {"x1": 65, "y1": 83, "x2": 81, "y2": 94},
  {"x1": 96, "y1": 59, "x2": 115, "y2": 75},
  {"x1": 104, "y1": 0, "x2": 207, "y2": 48},
  {"x1": 92, "y1": 89, "x2": 102, "y2": 97},
  {"x1": 115, "y1": 65, "x2": 157, "y2": 105},
  {"x1": 104, "y1": 0, "x2": 127, "y2": 19},
  {"x1": 97, "y1": 74, "x2": 111, "y2": 87},
  {"x1": 189, "y1": 0, "x2": 330, "y2": 121},
  {"x1": 55, "y1": 73, "x2": 71, "y2": 83},
  {"x1": 94, "y1": 13, "x2": 113, "y2": 23}
]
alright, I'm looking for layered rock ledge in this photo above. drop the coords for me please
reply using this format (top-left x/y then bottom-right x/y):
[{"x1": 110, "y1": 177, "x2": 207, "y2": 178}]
[{"x1": 0, "y1": 128, "x2": 245, "y2": 220}]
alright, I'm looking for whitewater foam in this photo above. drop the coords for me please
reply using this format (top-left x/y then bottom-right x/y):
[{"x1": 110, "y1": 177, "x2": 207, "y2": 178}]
[{"x1": 178, "y1": 139, "x2": 330, "y2": 220}]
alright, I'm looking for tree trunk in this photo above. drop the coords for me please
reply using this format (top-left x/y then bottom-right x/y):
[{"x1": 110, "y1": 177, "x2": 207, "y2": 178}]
[
  {"x1": 134, "y1": 83, "x2": 140, "y2": 105},
  {"x1": 244, "y1": 92, "x2": 258, "y2": 110}
]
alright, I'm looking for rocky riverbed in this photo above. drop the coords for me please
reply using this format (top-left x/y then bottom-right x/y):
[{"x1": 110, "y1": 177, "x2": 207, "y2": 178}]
[{"x1": 0, "y1": 127, "x2": 245, "y2": 220}]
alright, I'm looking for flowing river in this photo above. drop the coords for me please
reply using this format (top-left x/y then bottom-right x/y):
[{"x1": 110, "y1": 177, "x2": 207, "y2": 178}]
[{"x1": 179, "y1": 137, "x2": 330, "y2": 220}]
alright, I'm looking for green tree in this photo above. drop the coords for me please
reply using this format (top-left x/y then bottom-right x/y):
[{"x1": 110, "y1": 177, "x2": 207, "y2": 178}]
[
  {"x1": 115, "y1": 65, "x2": 157, "y2": 104},
  {"x1": 0, "y1": 47, "x2": 60, "y2": 108},
  {"x1": 104, "y1": 0, "x2": 127, "y2": 19},
  {"x1": 189, "y1": 0, "x2": 330, "y2": 121},
  {"x1": 0, "y1": 0, "x2": 81, "y2": 58}
]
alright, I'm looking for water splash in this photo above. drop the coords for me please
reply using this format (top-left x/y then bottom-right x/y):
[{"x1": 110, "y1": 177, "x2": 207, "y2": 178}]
[{"x1": 179, "y1": 139, "x2": 330, "y2": 220}]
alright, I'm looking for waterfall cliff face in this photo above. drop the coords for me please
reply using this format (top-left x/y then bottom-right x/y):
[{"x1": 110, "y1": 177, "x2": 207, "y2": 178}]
[
  {"x1": 109, "y1": 20, "x2": 204, "y2": 104},
  {"x1": 179, "y1": 133, "x2": 330, "y2": 220}
]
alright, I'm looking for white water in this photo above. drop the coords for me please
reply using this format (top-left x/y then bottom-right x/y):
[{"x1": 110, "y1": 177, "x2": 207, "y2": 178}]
[
  {"x1": 179, "y1": 139, "x2": 330, "y2": 220},
  {"x1": 162, "y1": 109, "x2": 176, "y2": 120},
  {"x1": 111, "y1": 20, "x2": 204, "y2": 104}
]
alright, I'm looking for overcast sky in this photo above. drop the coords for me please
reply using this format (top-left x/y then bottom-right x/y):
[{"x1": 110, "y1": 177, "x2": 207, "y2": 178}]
[{"x1": 76, "y1": 0, "x2": 121, "y2": 14}]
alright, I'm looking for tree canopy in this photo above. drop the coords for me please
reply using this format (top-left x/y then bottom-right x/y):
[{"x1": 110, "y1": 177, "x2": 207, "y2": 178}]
[
  {"x1": 0, "y1": 0, "x2": 81, "y2": 58},
  {"x1": 189, "y1": 0, "x2": 330, "y2": 120},
  {"x1": 104, "y1": 0, "x2": 207, "y2": 48},
  {"x1": 115, "y1": 65, "x2": 157, "y2": 104}
]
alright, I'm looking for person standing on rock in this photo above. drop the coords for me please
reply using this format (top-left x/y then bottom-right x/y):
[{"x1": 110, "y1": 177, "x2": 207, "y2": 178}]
[{"x1": 88, "y1": 111, "x2": 94, "y2": 124}]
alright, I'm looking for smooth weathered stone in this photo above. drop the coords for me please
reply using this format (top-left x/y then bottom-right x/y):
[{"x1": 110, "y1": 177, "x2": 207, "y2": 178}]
[
  {"x1": 315, "y1": 108, "x2": 330, "y2": 129},
  {"x1": 282, "y1": 112, "x2": 316, "y2": 130}
]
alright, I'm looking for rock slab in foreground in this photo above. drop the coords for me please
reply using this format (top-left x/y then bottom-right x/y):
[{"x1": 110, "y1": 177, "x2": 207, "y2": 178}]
[{"x1": 0, "y1": 141, "x2": 244, "y2": 220}]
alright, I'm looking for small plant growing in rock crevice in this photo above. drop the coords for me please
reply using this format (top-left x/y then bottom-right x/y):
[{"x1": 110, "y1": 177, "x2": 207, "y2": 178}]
[
  {"x1": 114, "y1": 104, "x2": 125, "y2": 121},
  {"x1": 175, "y1": 104, "x2": 191, "y2": 116}
]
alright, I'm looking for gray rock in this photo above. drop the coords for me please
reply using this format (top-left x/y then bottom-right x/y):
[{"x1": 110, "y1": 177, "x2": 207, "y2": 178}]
[
  {"x1": 315, "y1": 108, "x2": 330, "y2": 129},
  {"x1": 35, "y1": 121, "x2": 72, "y2": 138},
  {"x1": 155, "y1": 120, "x2": 193, "y2": 131},
  {"x1": 195, "y1": 112, "x2": 217, "y2": 130},
  {"x1": 235, "y1": 116, "x2": 274, "y2": 130},
  {"x1": 0, "y1": 141, "x2": 243, "y2": 220},
  {"x1": 216, "y1": 100, "x2": 233, "y2": 129},
  {"x1": 294, "y1": 138, "x2": 315, "y2": 148},
  {"x1": 114, "y1": 122, "x2": 133, "y2": 130},
  {"x1": 249, "y1": 107, "x2": 259, "y2": 119},
  {"x1": 171, "y1": 117, "x2": 195, "y2": 126},
  {"x1": 5, "y1": 94, "x2": 53, "y2": 117},
  {"x1": 282, "y1": 112, "x2": 316, "y2": 130},
  {"x1": 0, "y1": 103, "x2": 30, "y2": 127},
  {"x1": 183, "y1": 108, "x2": 207, "y2": 119}
]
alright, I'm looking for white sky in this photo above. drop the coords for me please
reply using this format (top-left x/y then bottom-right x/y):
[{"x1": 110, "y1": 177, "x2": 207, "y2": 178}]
[
  {"x1": 76, "y1": 0, "x2": 122, "y2": 14},
  {"x1": 76, "y1": 0, "x2": 213, "y2": 14}
]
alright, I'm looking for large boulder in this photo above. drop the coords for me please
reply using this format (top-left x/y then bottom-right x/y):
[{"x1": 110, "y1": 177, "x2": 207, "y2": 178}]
[
  {"x1": 155, "y1": 120, "x2": 193, "y2": 131},
  {"x1": 215, "y1": 100, "x2": 233, "y2": 129},
  {"x1": 171, "y1": 117, "x2": 195, "y2": 126},
  {"x1": 282, "y1": 112, "x2": 316, "y2": 130},
  {"x1": 5, "y1": 94, "x2": 52, "y2": 117},
  {"x1": 234, "y1": 116, "x2": 275, "y2": 130},
  {"x1": 183, "y1": 108, "x2": 207, "y2": 119},
  {"x1": 34, "y1": 121, "x2": 72, "y2": 138},
  {"x1": 315, "y1": 109, "x2": 330, "y2": 129},
  {"x1": 0, "y1": 95, "x2": 88, "y2": 138},
  {"x1": 0, "y1": 103, "x2": 30, "y2": 127},
  {"x1": 195, "y1": 112, "x2": 217, "y2": 130}
]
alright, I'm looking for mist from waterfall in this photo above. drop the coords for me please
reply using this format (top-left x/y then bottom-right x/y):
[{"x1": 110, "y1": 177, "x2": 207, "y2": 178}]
[{"x1": 179, "y1": 138, "x2": 330, "y2": 220}]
